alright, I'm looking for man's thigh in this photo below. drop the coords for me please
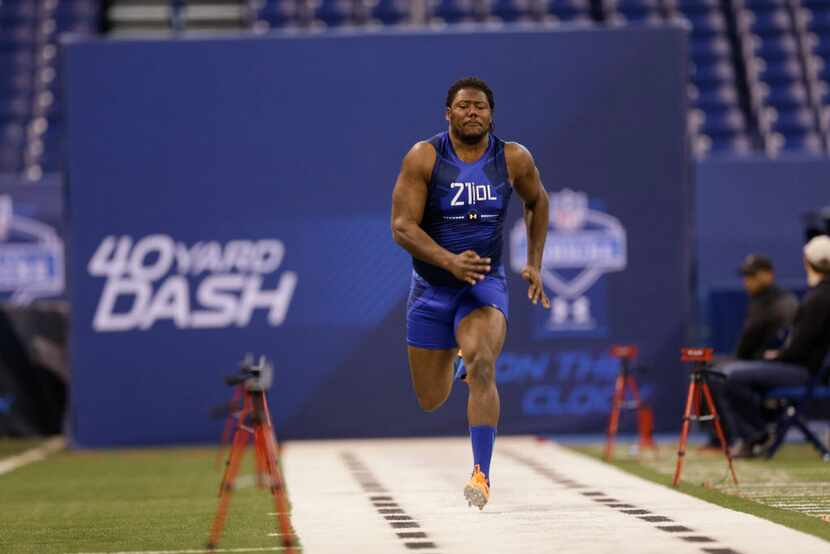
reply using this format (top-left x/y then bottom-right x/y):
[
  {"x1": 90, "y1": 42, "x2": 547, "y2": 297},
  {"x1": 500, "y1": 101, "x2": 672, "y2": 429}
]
[
  {"x1": 407, "y1": 346, "x2": 457, "y2": 392},
  {"x1": 721, "y1": 361, "x2": 810, "y2": 388},
  {"x1": 455, "y1": 307, "x2": 507, "y2": 360}
]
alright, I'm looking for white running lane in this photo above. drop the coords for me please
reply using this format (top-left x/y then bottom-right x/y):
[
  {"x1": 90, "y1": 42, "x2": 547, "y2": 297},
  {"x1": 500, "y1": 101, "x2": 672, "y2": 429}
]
[{"x1": 282, "y1": 436, "x2": 830, "y2": 554}]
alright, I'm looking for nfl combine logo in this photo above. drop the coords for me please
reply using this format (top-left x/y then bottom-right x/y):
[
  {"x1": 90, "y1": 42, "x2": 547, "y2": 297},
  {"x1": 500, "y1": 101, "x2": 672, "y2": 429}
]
[
  {"x1": 510, "y1": 189, "x2": 627, "y2": 337},
  {"x1": 0, "y1": 195, "x2": 64, "y2": 304}
]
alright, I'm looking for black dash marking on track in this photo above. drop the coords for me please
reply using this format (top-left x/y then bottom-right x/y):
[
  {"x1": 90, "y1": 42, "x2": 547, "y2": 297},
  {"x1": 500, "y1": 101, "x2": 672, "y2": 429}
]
[
  {"x1": 681, "y1": 536, "x2": 716, "y2": 543},
  {"x1": 405, "y1": 542, "x2": 437, "y2": 550},
  {"x1": 639, "y1": 516, "x2": 674, "y2": 522},
  {"x1": 501, "y1": 447, "x2": 743, "y2": 554},
  {"x1": 500, "y1": 449, "x2": 591, "y2": 490},
  {"x1": 341, "y1": 452, "x2": 437, "y2": 549}
]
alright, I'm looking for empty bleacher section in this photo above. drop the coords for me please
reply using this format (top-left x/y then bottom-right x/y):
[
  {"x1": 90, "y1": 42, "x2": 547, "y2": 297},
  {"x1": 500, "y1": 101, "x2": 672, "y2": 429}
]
[
  {"x1": 667, "y1": 0, "x2": 755, "y2": 155},
  {"x1": 0, "y1": 0, "x2": 100, "y2": 178},
  {"x1": 796, "y1": 0, "x2": 830, "y2": 150},
  {"x1": 4, "y1": 0, "x2": 830, "y2": 180},
  {"x1": 106, "y1": 0, "x2": 250, "y2": 34},
  {"x1": 731, "y1": 0, "x2": 825, "y2": 154}
]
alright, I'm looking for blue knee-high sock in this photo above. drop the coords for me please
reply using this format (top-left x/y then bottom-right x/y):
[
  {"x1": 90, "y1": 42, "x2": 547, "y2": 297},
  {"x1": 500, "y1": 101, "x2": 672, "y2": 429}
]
[{"x1": 470, "y1": 425, "x2": 496, "y2": 482}]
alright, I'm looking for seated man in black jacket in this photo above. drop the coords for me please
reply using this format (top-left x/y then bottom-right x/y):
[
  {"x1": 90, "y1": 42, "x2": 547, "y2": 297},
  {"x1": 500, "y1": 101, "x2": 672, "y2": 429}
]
[
  {"x1": 705, "y1": 255, "x2": 797, "y2": 447},
  {"x1": 735, "y1": 255, "x2": 798, "y2": 361},
  {"x1": 716, "y1": 236, "x2": 830, "y2": 457}
]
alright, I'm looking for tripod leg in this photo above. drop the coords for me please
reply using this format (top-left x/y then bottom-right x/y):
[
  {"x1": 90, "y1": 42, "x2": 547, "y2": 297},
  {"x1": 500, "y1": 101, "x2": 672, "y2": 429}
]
[
  {"x1": 701, "y1": 381, "x2": 738, "y2": 485},
  {"x1": 208, "y1": 425, "x2": 251, "y2": 549},
  {"x1": 605, "y1": 374, "x2": 625, "y2": 461},
  {"x1": 216, "y1": 386, "x2": 243, "y2": 470},
  {"x1": 253, "y1": 428, "x2": 268, "y2": 489},
  {"x1": 627, "y1": 376, "x2": 655, "y2": 451},
  {"x1": 259, "y1": 423, "x2": 297, "y2": 551},
  {"x1": 673, "y1": 380, "x2": 697, "y2": 487}
]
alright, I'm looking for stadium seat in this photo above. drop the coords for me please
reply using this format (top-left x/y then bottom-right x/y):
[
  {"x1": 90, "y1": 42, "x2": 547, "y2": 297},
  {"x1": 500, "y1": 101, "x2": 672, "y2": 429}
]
[
  {"x1": 769, "y1": 130, "x2": 824, "y2": 152},
  {"x1": 742, "y1": 9, "x2": 791, "y2": 36},
  {"x1": 748, "y1": 34, "x2": 799, "y2": 60},
  {"x1": 764, "y1": 355, "x2": 830, "y2": 460},
  {"x1": 769, "y1": 107, "x2": 816, "y2": 133},
  {"x1": 803, "y1": 8, "x2": 830, "y2": 34},
  {"x1": 693, "y1": 83, "x2": 739, "y2": 111},
  {"x1": 807, "y1": 33, "x2": 830, "y2": 59},
  {"x1": 603, "y1": 0, "x2": 661, "y2": 24},
  {"x1": 740, "y1": 0, "x2": 788, "y2": 11},
  {"x1": 705, "y1": 132, "x2": 753, "y2": 154},
  {"x1": 0, "y1": 145, "x2": 23, "y2": 173},
  {"x1": 432, "y1": 0, "x2": 475, "y2": 23},
  {"x1": 692, "y1": 60, "x2": 736, "y2": 88},
  {"x1": 258, "y1": 1, "x2": 299, "y2": 28},
  {"x1": 765, "y1": 83, "x2": 809, "y2": 109},
  {"x1": 0, "y1": 95, "x2": 29, "y2": 119},
  {"x1": 750, "y1": 58, "x2": 801, "y2": 84},
  {"x1": 701, "y1": 108, "x2": 747, "y2": 135},
  {"x1": 671, "y1": 0, "x2": 720, "y2": 15},
  {"x1": 371, "y1": 0, "x2": 411, "y2": 25},
  {"x1": 546, "y1": 0, "x2": 591, "y2": 22},
  {"x1": 691, "y1": 36, "x2": 732, "y2": 64},
  {"x1": 684, "y1": 12, "x2": 727, "y2": 38},
  {"x1": 491, "y1": 0, "x2": 530, "y2": 21},
  {"x1": 813, "y1": 58, "x2": 830, "y2": 82},
  {"x1": 315, "y1": 0, "x2": 353, "y2": 26}
]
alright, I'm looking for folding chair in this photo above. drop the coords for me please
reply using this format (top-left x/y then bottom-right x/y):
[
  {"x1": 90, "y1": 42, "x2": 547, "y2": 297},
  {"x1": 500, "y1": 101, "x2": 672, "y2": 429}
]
[{"x1": 764, "y1": 353, "x2": 830, "y2": 460}]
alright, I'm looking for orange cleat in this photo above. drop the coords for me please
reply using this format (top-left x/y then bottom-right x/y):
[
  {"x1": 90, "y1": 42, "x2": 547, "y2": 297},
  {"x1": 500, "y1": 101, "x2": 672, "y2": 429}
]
[{"x1": 463, "y1": 464, "x2": 490, "y2": 510}]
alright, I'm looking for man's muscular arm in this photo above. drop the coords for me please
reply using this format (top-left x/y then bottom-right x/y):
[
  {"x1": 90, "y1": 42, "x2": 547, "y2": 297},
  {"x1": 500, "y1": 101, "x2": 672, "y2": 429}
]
[
  {"x1": 391, "y1": 142, "x2": 490, "y2": 286},
  {"x1": 506, "y1": 142, "x2": 550, "y2": 308}
]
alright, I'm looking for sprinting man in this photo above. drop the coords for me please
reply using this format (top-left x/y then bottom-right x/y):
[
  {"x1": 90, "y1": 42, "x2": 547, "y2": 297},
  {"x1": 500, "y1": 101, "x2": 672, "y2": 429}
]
[{"x1": 390, "y1": 77, "x2": 550, "y2": 510}]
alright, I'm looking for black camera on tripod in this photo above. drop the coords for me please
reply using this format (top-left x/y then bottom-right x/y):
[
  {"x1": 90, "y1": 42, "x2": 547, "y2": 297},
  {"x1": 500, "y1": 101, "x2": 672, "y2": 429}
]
[{"x1": 225, "y1": 355, "x2": 273, "y2": 392}]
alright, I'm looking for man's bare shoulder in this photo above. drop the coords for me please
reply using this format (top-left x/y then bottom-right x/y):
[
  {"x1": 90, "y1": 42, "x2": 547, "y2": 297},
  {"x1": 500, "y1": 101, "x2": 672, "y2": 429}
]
[
  {"x1": 401, "y1": 140, "x2": 438, "y2": 175},
  {"x1": 504, "y1": 141, "x2": 534, "y2": 164},
  {"x1": 504, "y1": 141, "x2": 536, "y2": 180}
]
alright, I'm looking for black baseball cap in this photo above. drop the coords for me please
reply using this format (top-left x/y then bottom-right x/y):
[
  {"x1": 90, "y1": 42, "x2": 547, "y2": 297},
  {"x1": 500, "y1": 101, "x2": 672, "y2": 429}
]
[{"x1": 738, "y1": 254, "x2": 774, "y2": 276}]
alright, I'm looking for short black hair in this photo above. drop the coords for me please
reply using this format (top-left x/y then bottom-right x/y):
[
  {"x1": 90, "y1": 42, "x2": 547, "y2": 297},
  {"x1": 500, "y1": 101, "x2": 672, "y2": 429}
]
[{"x1": 446, "y1": 77, "x2": 495, "y2": 111}]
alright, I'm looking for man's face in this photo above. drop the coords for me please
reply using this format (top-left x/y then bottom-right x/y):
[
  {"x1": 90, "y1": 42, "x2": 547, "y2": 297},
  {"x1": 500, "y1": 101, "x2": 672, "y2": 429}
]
[
  {"x1": 742, "y1": 270, "x2": 773, "y2": 296},
  {"x1": 446, "y1": 88, "x2": 492, "y2": 145}
]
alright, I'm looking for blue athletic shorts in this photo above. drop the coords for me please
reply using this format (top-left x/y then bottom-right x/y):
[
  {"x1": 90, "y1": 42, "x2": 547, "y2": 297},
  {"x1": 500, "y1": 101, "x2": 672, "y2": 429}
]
[{"x1": 406, "y1": 266, "x2": 509, "y2": 350}]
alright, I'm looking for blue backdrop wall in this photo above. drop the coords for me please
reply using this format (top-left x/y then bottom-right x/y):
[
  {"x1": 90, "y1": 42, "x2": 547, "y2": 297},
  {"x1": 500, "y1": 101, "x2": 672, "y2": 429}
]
[
  {"x1": 64, "y1": 26, "x2": 691, "y2": 446},
  {"x1": 696, "y1": 157, "x2": 830, "y2": 352}
]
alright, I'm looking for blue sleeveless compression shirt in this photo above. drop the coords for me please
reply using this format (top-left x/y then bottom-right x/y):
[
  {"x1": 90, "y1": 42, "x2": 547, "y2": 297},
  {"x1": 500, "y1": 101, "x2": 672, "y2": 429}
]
[{"x1": 413, "y1": 131, "x2": 512, "y2": 286}]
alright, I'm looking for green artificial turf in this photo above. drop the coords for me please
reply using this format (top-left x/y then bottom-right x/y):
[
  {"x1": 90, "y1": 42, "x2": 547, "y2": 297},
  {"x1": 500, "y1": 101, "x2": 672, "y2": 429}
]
[
  {"x1": 0, "y1": 442, "x2": 298, "y2": 554},
  {"x1": 569, "y1": 441, "x2": 830, "y2": 543},
  {"x1": 0, "y1": 438, "x2": 47, "y2": 458}
]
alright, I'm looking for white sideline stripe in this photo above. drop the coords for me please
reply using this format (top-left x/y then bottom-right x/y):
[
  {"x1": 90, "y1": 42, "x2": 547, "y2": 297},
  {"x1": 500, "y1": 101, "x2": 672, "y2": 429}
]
[
  {"x1": 0, "y1": 436, "x2": 65, "y2": 476},
  {"x1": 66, "y1": 546, "x2": 284, "y2": 554}
]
